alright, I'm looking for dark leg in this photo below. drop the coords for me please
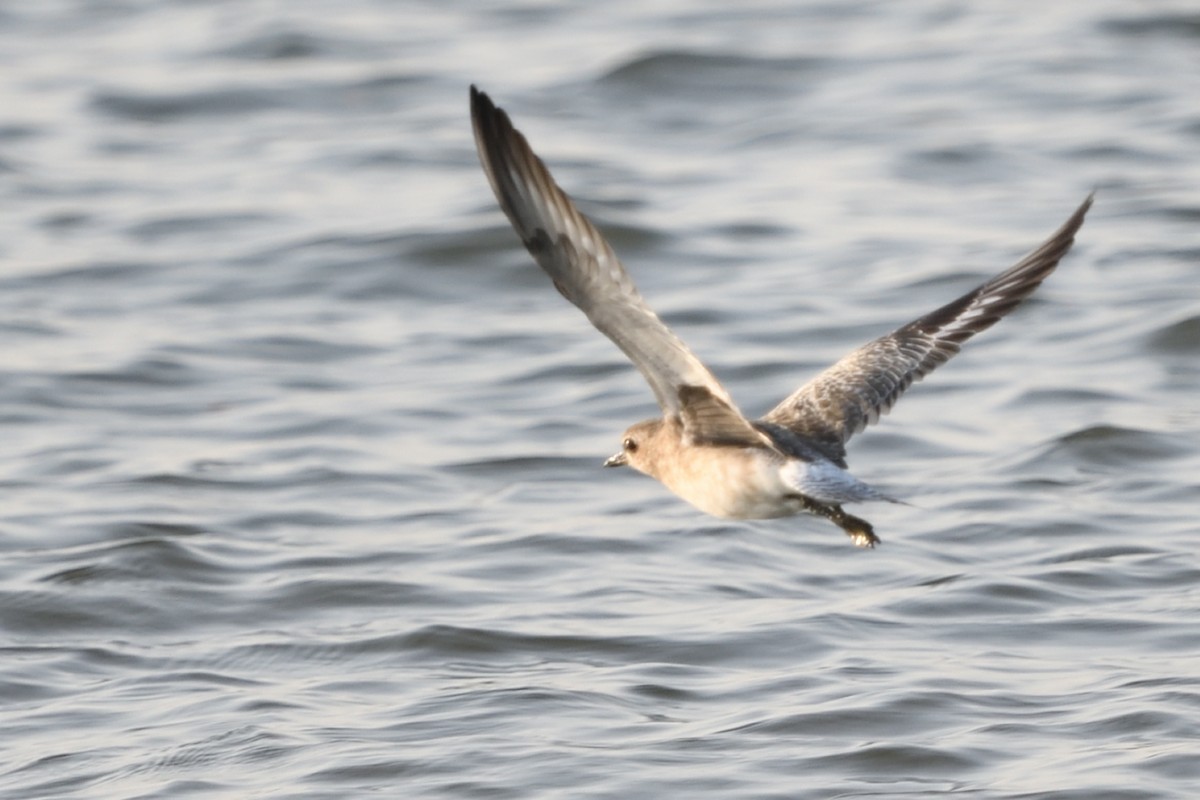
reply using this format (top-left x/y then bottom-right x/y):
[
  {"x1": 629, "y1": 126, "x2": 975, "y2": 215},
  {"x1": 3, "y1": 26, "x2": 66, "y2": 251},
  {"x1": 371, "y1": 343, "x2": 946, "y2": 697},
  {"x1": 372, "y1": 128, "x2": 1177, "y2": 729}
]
[{"x1": 795, "y1": 496, "x2": 881, "y2": 548}]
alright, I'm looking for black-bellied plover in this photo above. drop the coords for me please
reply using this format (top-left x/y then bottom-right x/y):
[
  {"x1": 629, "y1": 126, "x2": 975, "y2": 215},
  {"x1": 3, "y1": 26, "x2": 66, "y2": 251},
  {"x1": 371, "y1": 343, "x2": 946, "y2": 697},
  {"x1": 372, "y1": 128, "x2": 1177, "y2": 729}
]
[{"x1": 471, "y1": 85, "x2": 1092, "y2": 547}]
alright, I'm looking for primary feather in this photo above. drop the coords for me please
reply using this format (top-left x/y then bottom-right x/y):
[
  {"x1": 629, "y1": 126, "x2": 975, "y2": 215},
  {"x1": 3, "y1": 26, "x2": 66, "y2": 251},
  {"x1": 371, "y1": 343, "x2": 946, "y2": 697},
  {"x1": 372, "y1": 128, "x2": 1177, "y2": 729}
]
[{"x1": 761, "y1": 194, "x2": 1093, "y2": 464}]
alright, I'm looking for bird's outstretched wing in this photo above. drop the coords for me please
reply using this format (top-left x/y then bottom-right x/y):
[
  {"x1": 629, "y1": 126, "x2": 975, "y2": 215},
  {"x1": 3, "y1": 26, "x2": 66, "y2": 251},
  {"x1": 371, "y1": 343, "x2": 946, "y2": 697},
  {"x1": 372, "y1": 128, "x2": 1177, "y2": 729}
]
[
  {"x1": 761, "y1": 194, "x2": 1094, "y2": 464},
  {"x1": 471, "y1": 85, "x2": 738, "y2": 418}
]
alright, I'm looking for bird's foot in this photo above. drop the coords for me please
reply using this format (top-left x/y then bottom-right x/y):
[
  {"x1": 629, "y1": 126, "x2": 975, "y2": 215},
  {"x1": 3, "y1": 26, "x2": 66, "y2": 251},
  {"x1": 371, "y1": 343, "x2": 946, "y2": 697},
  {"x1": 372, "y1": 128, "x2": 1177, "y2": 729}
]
[
  {"x1": 796, "y1": 497, "x2": 882, "y2": 549},
  {"x1": 844, "y1": 520, "x2": 881, "y2": 549}
]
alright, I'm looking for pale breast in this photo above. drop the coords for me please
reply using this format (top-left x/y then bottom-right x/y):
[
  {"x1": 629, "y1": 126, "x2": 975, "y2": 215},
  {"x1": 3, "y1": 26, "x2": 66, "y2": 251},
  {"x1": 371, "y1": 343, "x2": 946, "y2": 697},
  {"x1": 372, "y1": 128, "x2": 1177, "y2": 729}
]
[{"x1": 655, "y1": 445, "x2": 800, "y2": 520}]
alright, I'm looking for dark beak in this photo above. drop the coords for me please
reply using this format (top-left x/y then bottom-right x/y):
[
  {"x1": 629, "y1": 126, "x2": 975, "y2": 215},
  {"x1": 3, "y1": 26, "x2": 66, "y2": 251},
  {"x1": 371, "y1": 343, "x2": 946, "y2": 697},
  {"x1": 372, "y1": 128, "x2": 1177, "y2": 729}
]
[{"x1": 603, "y1": 452, "x2": 627, "y2": 468}]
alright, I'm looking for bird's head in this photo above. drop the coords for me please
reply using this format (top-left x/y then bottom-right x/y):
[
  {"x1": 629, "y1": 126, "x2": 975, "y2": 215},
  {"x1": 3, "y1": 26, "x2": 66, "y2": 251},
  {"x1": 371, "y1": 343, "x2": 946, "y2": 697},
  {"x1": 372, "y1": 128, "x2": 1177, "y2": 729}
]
[{"x1": 603, "y1": 419, "x2": 666, "y2": 476}]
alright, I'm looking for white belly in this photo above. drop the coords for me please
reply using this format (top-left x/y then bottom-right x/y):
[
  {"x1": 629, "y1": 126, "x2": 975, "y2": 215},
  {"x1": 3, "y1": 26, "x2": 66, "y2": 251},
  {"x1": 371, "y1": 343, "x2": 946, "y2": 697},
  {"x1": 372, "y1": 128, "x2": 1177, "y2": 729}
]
[{"x1": 651, "y1": 445, "x2": 885, "y2": 519}]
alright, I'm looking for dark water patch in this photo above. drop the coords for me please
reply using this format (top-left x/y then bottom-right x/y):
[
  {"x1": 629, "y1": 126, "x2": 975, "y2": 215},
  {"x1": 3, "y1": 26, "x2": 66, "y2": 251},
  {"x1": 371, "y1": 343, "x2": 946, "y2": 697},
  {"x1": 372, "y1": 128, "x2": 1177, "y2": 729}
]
[
  {"x1": 231, "y1": 510, "x2": 374, "y2": 533},
  {"x1": 712, "y1": 220, "x2": 792, "y2": 240},
  {"x1": 35, "y1": 535, "x2": 233, "y2": 588},
  {"x1": 1033, "y1": 564, "x2": 1152, "y2": 595},
  {"x1": 888, "y1": 576, "x2": 1076, "y2": 620},
  {"x1": 247, "y1": 414, "x2": 401, "y2": 441},
  {"x1": 2, "y1": 586, "x2": 167, "y2": 636},
  {"x1": 212, "y1": 28, "x2": 391, "y2": 62},
  {"x1": 0, "y1": 123, "x2": 41, "y2": 141},
  {"x1": 264, "y1": 578, "x2": 442, "y2": 612},
  {"x1": 1107, "y1": 476, "x2": 1200, "y2": 507},
  {"x1": 0, "y1": 644, "x2": 148, "y2": 691},
  {"x1": 125, "y1": 465, "x2": 405, "y2": 494},
  {"x1": 1103, "y1": 13, "x2": 1200, "y2": 39},
  {"x1": 302, "y1": 759, "x2": 439, "y2": 788},
  {"x1": 223, "y1": 232, "x2": 441, "y2": 302},
  {"x1": 1163, "y1": 248, "x2": 1200, "y2": 270},
  {"x1": 404, "y1": 225, "x2": 538, "y2": 270},
  {"x1": 93, "y1": 135, "x2": 175, "y2": 157},
  {"x1": 17, "y1": 386, "x2": 229, "y2": 419},
  {"x1": 207, "y1": 640, "x2": 364, "y2": 674},
  {"x1": 1146, "y1": 314, "x2": 1200, "y2": 354},
  {"x1": 37, "y1": 211, "x2": 94, "y2": 232},
  {"x1": 1007, "y1": 786, "x2": 1164, "y2": 800},
  {"x1": 60, "y1": 356, "x2": 207, "y2": 388},
  {"x1": 126, "y1": 211, "x2": 280, "y2": 243},
  {"x1": 1144, "y1": 752, "x2": 1200, "y2": 781},
  {"x1": 1160, "y1": 204, "x2": 1200, "y2": 223},
  {"x1": 443, "y1": 454, "x2": 585, "y2": 478},
  {"x1": 1, "y1": 259, "x2": 158, "y2": 289},
  {"x1": 279, "y1": 229, "x2": 550, "y2": 304},
  {"x1": 1063, "y1": 141, "x2": 1173, "y2": 163},
  {"x1": 502, "y1": 357, "x2": 629, "y2": 390},
  {"x1": 332, "y1": 146, "x2": 415, "y2": 169},
  {"x1": 898, "y1": 266, "x2": 1010, "y2": 294},
  {"x1": 600, "y1": 50, "x2": 826, "y2": 95},
  {"x1": 91, "y1": 87, "x2": 287, "y2": 123},
  {"x1": 658, "y1": 305, "x2": 734, "y2": 329},
  {"x1": 90, "y1": 73, "x2": 423, "y2": 124},
  {"x1": 1035, "y1": 551, "x2": 1200, "y2": 602},
  {"x1": 462, "y1": 529, "x2": 653, "y2": 562},
  {"x1": 0, "y1": 316, "x2": 61, "y2": 340},
  {"x1": 1077, "y1": 708, "x2": 1194, "y2": 739},
  {"x1": 806, "y1": 741, "x2": 986, "y2": 775},
  {"x1": 1117, "y1": 676, "x2": 1200, "y2": 692},
  {"x1": 736, "y1": 690, "x2": 971, "y2": 739},
  {"x1": 178, "y1": 275, "x2": 347, "y2": 307},
  {"x1": 628, "y1": 681, "x2": 697, "y2": 702},
  {"x1": 1038, "y1": 544, "x2": 1166, "y2": 565},
  {"x1": 448, "y1": 330, "x2": 545, "y2": 353},
  {"x1": 1004, "y1": 386, "x2": 1126, "y2": 408},
  {"x1": 1035, "y1": 424, "x2": 1190, "y2": 468},
  {"x1": 261, "y1": 550, "x2": 438, "y2": 581},
  {"x1": 975, "y1": 576, "x2": 1080, "y2": 608},
  {"x1": 0, "y1": 761, "x2": 108, "y2": 800},
  {"x1": 131, "y1": 724, "x2": 296, "y2": 773},
  {"x1": 0, "y1": 674, "x2": 62, "y2": 706},
  {"x1": 221, "y1": 30, "x2": 326, "y2": 60},
  {"x1": 896, "y1": 142, "x2": 1005, "y2": 185},
  {"x1": 220, "y1": 335, "x2": 381, "y2": 364},
  {"x1": 844, "y1": 428, "x2": 965, "y2": 465},
  {"x1": 394, "y1": 623, "x2": 827, "y2": 669}
]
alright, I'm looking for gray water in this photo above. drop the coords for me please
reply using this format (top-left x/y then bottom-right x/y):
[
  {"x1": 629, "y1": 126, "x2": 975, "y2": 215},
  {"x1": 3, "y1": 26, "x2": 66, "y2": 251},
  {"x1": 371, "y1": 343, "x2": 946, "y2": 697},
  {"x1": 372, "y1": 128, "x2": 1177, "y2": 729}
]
[{"x1": 1, "y1": 1, "x2": 1198, "y2": 798}]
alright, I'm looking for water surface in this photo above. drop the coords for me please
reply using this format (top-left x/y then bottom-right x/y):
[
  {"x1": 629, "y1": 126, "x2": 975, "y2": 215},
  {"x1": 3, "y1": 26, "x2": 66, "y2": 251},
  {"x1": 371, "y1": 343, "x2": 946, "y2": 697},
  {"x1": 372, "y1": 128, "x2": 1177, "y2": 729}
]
[{"x1": 1, "y1": 2, "x2": 1198, "y2": 798}]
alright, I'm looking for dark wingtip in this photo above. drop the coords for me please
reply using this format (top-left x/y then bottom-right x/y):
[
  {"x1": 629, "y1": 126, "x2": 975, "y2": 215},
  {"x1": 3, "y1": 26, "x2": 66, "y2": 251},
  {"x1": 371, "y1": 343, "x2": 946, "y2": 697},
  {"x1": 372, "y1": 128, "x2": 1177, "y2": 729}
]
[
  {"x1": 1067, "y1": 191, "x2": 1095, "y2": 231},
  {"x1": 904, "y1": 191, "x2": 1094, "y2": 344},
  {"x1": 469, "y1": 84, "x2": 489, "y2": 117},
  {"x1": 470, "y1": 84, "x2": 504, "y2": 128},
  {"x1": 468, "y1": 84, "x2": 515, "y2": 151}
]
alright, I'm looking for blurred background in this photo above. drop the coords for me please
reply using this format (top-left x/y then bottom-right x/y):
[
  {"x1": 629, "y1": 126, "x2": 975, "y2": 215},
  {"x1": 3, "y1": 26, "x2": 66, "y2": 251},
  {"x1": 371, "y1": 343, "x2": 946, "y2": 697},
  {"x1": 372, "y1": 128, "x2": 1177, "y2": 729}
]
[{"x1": 0, "y1": 2, "x2": 1197, "y2": 798}]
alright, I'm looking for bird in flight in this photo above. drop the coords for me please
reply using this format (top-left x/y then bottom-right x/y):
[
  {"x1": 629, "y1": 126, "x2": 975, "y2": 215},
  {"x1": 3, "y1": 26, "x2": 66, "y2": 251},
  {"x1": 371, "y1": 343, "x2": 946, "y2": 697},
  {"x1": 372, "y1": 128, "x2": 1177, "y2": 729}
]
[{"x1": 470, "y1": 85, "x2": 1092, "y2": 547}]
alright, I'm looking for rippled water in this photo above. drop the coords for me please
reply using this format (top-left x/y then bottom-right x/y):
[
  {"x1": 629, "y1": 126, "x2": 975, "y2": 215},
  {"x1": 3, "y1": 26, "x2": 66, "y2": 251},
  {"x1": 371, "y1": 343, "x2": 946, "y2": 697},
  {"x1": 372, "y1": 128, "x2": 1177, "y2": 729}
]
[{"x1": 1, "y1": 1, "x2": 1198, "y2": 798}]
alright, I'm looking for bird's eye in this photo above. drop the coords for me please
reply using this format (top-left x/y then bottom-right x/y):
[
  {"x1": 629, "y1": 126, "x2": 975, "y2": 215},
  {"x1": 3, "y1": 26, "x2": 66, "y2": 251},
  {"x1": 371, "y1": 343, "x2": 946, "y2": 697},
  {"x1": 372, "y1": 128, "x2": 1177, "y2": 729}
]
[{"x1": 623, "y1": 437, "x2": 638, "y2": 453}]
